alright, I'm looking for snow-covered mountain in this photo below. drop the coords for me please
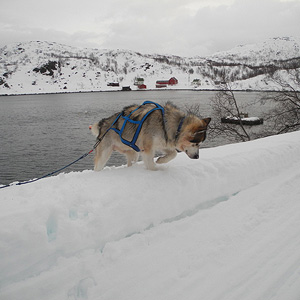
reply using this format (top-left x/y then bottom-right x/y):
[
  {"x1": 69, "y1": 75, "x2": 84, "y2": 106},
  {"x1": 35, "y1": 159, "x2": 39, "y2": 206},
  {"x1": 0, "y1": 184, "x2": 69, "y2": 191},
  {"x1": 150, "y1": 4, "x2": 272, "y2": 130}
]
[
  {"x1": 0, "y1": 37, "x2": 300, "y2": 95},
  {"x1": 211, "y1": 36, "x2": 300, "y2": 63}
]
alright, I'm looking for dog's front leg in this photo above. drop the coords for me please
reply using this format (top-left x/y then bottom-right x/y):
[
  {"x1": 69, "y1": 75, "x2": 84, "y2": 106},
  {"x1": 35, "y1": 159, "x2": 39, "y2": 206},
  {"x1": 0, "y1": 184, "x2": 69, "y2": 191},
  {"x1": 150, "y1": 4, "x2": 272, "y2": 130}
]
[
  {"x1": 141, "y1": 150, "x2": 156, "y2": 170},
  {"x1": 156, "y1": 149, "x2": 177, "y2": 164}
]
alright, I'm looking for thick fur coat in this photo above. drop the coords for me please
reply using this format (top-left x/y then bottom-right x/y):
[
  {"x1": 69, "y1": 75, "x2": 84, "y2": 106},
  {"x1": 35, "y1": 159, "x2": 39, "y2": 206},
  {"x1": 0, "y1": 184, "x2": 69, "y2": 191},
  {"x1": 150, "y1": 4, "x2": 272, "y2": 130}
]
[{"x1": 90, "y1": 102, "x2": 211, "y2": 170}]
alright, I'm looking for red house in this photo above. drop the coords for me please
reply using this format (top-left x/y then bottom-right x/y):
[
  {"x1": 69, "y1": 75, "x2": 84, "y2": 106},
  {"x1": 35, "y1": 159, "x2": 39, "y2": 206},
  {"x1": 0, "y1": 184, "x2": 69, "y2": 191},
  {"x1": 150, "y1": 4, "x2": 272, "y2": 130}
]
[
  {"x1": 168, "y1": 77, "x2": 178, "y2": 85},
  {"x1": 156, "y1": 82, "x2": 168, "y2": 88},
  {"x1": 156, "y1": 77, "x2": 178, "y2": 87}
]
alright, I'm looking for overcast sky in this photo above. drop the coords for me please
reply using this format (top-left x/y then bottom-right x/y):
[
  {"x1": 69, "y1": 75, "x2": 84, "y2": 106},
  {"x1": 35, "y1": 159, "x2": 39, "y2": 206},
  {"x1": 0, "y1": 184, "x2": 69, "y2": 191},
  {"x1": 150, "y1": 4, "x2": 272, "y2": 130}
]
[{"x1": 1, "y1": 0, "x2": 299, "y2": 57}]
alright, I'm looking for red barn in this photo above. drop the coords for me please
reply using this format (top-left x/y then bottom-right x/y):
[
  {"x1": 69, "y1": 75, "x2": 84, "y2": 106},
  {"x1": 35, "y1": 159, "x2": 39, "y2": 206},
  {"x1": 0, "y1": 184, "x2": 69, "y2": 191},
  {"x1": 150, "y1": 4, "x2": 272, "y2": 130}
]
[
  {"x1": 156, "y1": 83, "x2": 167, "y2": 88},
  {"x1": 156, "y1": 80, "x2": 169, "y2": 85},
  {"x1": 156, "y1": 77, "x2": 178, "y2": 87},
  {"x1": 168, "y1": 77, "x2": 178, "y2": 85}
]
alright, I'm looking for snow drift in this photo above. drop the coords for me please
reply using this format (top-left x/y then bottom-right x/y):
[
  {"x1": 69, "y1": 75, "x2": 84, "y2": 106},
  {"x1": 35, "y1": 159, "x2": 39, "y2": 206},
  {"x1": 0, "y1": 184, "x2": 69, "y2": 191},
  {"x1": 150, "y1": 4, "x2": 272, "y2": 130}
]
[{"x1": 1, "y1": 131, "x2": 300, "y2": 300}]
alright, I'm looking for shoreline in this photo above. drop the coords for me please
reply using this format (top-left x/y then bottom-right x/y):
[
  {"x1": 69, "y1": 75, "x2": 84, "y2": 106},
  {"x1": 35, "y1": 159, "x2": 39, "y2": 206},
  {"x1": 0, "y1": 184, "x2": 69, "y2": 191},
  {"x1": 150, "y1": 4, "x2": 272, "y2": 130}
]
[{"x1": 0, "y1": 88, "x2": 287, "y2": 97}]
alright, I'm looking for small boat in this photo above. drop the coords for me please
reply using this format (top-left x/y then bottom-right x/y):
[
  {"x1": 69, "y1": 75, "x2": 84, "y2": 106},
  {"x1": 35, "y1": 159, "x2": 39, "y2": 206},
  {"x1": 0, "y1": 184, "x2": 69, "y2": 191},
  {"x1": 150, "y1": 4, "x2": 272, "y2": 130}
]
[{"x1": 221, "y1": 116, "x2": 263, "y2": 125}]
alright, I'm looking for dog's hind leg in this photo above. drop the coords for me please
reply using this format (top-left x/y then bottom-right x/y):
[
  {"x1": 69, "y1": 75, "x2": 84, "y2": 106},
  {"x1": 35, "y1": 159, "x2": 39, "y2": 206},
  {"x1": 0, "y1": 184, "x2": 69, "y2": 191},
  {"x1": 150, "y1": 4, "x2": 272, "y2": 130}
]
[
  {"x1": 126, "y1": 150, "x2": 139, "y2": 167},
  {"x1": 94, "y1": 144, "x2": 113, "y2": 171},
  {"x1": 156, "y1": 149, "x2": 177, "y2": 164}
]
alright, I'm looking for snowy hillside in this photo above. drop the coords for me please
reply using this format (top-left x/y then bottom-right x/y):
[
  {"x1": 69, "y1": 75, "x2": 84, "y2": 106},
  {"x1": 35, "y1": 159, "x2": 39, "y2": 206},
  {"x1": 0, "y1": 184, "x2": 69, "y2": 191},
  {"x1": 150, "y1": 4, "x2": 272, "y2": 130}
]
[
  {"x1": 211, "y1": 36, "x2": 300, "y2": 63},
  {"x1": 1, "y1": 37, "x2": 300, "y2": 95},
  {"x1": 1, "y1": 131, "x2": 300, "y2": 300}
]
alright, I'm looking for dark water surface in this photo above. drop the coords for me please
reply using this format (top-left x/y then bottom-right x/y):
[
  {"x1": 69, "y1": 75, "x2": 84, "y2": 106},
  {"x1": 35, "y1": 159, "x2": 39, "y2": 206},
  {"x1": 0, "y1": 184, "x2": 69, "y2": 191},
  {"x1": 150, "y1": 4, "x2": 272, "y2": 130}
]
[{"x1": 0, "y1": 90, "x2": 265, "y2": 185}]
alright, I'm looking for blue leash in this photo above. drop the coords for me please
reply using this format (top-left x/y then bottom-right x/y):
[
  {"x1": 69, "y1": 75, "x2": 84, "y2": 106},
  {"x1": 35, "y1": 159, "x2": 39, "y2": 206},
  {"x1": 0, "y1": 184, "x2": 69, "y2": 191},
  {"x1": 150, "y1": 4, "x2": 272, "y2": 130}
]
[
  {"x1": 0, "y1": 141, "x2": 100, "y2": 190},
  {"x1": 0, "y1": 126, "x2": 108, "y2": 190}
]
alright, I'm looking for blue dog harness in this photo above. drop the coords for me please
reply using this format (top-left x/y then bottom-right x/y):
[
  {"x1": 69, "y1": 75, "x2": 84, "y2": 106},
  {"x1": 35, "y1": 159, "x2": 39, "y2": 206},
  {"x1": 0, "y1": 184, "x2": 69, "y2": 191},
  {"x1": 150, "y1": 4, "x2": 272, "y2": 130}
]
[{"x1": 108, "y1": 101, "x2": 165, "y2": 152}]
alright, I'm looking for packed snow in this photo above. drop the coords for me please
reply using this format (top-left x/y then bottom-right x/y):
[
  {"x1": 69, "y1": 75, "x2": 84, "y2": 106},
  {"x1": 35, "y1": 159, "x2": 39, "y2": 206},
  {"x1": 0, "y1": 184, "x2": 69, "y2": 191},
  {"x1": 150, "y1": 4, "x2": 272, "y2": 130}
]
[{"x1": 1, "y1": 131, "x2": 300, "y2": 300}]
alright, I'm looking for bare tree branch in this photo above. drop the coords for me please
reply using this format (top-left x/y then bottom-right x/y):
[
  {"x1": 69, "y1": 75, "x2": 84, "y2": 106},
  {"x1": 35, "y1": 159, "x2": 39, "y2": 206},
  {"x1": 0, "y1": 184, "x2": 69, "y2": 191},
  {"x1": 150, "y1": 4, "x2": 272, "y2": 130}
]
[
  {"x1": 210, "y1": 75, "x2": 251, "y2": 142},
  {"x1": 261, "y1": 68, "x2": 300, "y2": 135}
]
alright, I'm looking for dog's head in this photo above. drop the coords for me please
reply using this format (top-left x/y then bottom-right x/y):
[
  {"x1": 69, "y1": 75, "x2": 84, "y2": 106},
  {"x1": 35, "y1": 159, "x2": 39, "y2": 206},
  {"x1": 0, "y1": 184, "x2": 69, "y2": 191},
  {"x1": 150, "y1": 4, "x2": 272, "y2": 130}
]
[{"x1": 176, "y1": 117, "x2": 211, "y2": 159}]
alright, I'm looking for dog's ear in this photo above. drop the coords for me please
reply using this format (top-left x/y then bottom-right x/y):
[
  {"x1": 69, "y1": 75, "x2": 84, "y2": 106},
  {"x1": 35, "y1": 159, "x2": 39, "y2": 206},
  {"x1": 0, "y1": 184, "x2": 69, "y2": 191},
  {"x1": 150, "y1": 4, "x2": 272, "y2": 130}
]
[
  {"x1": 190, "y1": 130, "x2": 206, "y2": 143},
  {"x1": 202, "y1": 117, "x2": 211, "y2": 126},
  {"x1": 190, "y1": 126, "x2": 208, "y2": 143},
  {"x1": 190, "y1": 118, "x2": 210, "y2": 141}
]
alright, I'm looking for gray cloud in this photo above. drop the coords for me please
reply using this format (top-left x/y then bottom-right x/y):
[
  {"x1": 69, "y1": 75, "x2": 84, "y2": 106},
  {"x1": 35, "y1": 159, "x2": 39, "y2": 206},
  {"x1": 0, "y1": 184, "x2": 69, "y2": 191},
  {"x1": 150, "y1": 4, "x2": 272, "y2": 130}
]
[{"x1": 1, "y1": 0, "x2": 300, "y2": 56}]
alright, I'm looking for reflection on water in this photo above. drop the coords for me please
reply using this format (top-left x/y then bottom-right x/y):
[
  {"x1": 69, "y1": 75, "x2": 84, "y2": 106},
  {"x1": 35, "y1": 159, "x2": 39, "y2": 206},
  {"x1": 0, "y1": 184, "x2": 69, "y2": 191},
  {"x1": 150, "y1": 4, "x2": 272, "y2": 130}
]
[{"x1": 0, "y1": 90, "x2": 267, "y2": 185}]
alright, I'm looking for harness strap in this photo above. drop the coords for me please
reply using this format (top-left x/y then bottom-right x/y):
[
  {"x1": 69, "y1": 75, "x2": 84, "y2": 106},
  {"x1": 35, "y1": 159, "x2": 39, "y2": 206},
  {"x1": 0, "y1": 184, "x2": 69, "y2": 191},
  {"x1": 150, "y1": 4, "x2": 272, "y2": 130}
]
[
  {"x1": 175, "y1": 116, "x2": 185, "y2": 141},
  {"x1": 109, "y1": 101, "x2": 165, "y2": 152}
]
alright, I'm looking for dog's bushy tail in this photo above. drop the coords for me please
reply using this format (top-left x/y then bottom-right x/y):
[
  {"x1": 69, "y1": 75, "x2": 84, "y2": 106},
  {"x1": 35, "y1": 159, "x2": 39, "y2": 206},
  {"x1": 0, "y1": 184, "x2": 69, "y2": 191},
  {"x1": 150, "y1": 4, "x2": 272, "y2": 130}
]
[{"x1": 89, "y1": 122, "x2": 100, "y2": 137}]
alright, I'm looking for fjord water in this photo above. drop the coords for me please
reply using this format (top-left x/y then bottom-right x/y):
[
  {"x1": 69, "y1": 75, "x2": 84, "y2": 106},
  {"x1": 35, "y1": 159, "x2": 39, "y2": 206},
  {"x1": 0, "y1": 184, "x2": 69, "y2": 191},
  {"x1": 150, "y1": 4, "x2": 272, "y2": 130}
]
[{"x1": 0, "y1": 90, "x2": 264, "y2": 185}]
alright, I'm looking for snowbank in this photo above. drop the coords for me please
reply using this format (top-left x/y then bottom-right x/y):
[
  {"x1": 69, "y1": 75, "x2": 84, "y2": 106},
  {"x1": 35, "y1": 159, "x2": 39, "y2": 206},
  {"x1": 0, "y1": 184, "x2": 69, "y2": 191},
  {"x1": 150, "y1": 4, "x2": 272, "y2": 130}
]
[{"x1": 1, "y1": 131, "x2": 300, "y2": 300}]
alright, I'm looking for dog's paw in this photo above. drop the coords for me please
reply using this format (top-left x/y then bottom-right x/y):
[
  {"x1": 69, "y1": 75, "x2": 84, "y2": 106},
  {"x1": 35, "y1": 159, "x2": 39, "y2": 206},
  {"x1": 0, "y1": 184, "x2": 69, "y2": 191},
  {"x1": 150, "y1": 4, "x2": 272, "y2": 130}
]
[
  {"x1": 156, "y1": 151, "x2": 177, "y2": 164},
  {"x1": 145, "y1": 164, "x2": 158, "y2": 171},
  {"x1": 156, "y1": 156, "x2": 166, "y2": 164}
]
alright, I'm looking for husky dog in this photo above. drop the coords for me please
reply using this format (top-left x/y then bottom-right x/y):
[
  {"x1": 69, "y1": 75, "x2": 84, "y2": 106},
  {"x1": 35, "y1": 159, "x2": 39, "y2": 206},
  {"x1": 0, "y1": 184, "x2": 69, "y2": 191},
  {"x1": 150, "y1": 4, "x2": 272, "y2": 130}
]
[{"x1": 90, "y1": 101, "x2": 211, "y2": 170}]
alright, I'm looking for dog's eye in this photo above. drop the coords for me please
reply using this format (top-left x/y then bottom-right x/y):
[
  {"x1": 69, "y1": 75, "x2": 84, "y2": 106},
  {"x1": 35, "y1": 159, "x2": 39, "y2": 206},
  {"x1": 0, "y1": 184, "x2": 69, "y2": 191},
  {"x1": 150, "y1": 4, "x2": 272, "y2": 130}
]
[{"x1": 193, "y1": 143, "x2": 199, "y2": 147}]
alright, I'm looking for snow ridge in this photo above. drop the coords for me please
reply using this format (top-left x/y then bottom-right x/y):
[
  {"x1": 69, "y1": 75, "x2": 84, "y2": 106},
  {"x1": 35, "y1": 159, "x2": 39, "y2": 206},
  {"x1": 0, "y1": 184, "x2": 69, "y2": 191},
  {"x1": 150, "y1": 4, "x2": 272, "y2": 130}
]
[{"x1": 1, "y1": 131, "x2": 300, "y2": 299}]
